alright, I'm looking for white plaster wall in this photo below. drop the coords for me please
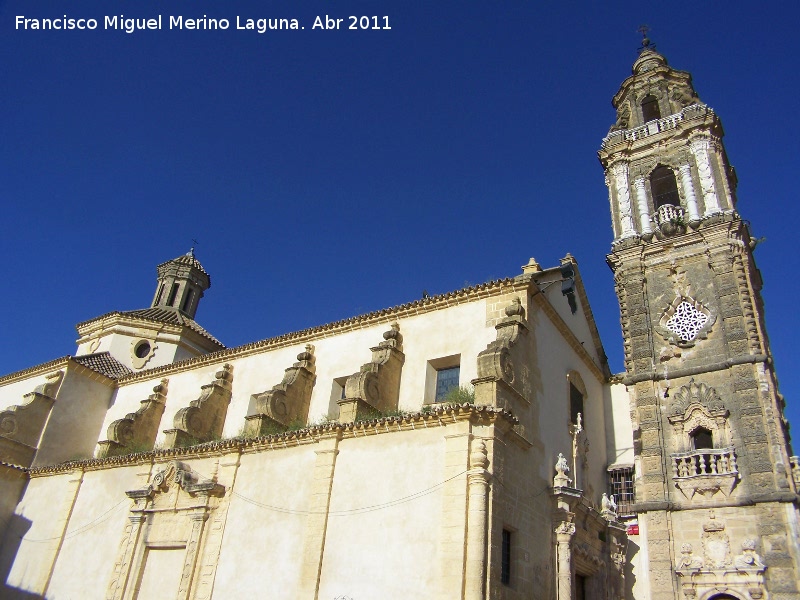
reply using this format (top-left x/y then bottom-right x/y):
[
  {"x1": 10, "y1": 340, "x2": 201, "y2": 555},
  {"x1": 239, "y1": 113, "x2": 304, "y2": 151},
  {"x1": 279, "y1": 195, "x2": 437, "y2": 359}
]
[
  {"x1": 0, "y1": 472, "x2": 78, "y2": 597},
  {"x1": 527, "y1": 299, "x2": 610, "y2": 504},
  {"x1": 607, "y1": 382, "x2": 634, "y2": 467},
  {"x1": 46, "y1": 465, "x2": 143, "y2": 600},
  {"x1": 318, "y1": 427, "x2": 446, "y2": 598},
  {"x1": 34, "y1": 369, "x2": 115, "y2": 466},
  {"x1": 541, "y1": 279, "x2": 604, "y2": 366},
  {"x1": 214, "y1": 446, "x2": 316, "y2": 598},
  {"x1": 0, "y1": 371, "x2": 58, "y2": 412}
]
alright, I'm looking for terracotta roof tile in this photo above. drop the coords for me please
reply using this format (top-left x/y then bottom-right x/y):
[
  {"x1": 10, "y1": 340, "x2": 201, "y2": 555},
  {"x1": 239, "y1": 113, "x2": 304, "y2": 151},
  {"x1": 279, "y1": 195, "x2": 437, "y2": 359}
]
[{"x1": 72, "y1": 352, "x2": 132, "y2": 379}]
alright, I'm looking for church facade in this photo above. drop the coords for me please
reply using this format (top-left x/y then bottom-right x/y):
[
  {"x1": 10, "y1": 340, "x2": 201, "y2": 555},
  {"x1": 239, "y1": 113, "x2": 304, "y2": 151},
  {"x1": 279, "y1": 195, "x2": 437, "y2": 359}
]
[{"x1": 0, "y1": 46, "x2": 798, "y2": 600}]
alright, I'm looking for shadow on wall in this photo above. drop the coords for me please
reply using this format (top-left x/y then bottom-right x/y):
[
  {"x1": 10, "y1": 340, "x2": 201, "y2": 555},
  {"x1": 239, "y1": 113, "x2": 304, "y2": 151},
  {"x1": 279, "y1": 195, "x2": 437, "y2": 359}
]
[
  {"x1": 0, "y1": 513, "x2": 39, "y2": 600},
  {"x1": 625, "y1": 536, "x2": 639, "y2": 600}
]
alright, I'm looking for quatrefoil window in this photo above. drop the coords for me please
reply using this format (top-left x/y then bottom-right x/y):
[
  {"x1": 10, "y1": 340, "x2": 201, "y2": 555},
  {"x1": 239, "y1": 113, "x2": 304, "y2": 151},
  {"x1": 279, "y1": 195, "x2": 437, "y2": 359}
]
[
  {"x1": 665, "y1": 301, "x2": 709, "y2": 342},
  {"x1": 657, "y1": 296, "x2": 715, "y2": 348}
]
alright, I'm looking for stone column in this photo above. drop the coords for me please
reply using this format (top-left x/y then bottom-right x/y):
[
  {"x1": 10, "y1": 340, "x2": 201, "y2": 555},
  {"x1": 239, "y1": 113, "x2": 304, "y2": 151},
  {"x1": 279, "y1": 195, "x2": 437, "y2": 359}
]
[
  {"x1": 555, "y1": 521, "x2": 576, "y2": 600},
  {"x1": 299, "y1": 434, "x2": 341, "y2": 599},
  {"x1": 634, "y1": 177, "x2": 653, "y2": 234},
  {"x1": 690, "y1": 137, "x2": 721, "y2": 215},
  {"x1": 678, "y1": 164, "x2": 701, "y2": 221},
  {"x1": 464, "y1": 439, "x2": 490, "y2": 600},
  {"x1": 176, "y1": 512, "x2": 208, "y2": 600},
  {"x1": 610, "y1": 163, "x2": 637, "y2": 238}
]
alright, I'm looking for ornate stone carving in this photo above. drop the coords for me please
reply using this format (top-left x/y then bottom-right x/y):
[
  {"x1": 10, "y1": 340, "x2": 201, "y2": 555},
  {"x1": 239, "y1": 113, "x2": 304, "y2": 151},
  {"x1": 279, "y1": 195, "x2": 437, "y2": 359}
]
[
  {"x1": 689, "y1": 135, "x2": 721, "y2": 216},
  {"x1": 244, "y1": 345, "x2": 316, "y2": 435},
  {"x1": 656, "y1": 296, "x2": 715, "y2": 347},
  {"x1": 668, "y1": 378, "x2": 726, "y2": 418},
  {"x1": 677, "y1": 543, "x2": 704, "y2": 570},
  {"x1": 97, "y1": 379, "x2": 168, "y2": 457},
  {"x1": 610, "y1": 162, "x2": 637, "y2": 238},
  {"x1": 702, "y1": 512, "x2": 731, "y2": 568},
  {"x1": 338, "y1": 324, "x2": 405, "y2": 422},
  {"x1": 164, "y1": 364, "x2": 234, "y2": 448},
  {"x1": 553, "y1": 452, "x2": 572, "y2": 487},
  {"x1": 554, "y1": 521, "x2": 576, "y2": 537},
  {"x1": 472, "y1": 298, "x2": 531, "y2": 410},
  {"x1": 601, "y1": 493, "x2": 618, "y2": 521},
  {"x1": 0, "y1": 370, "x2": 63, "y2": 466},
  {"x1": 126, "y1": 461, "x2": 225, "y2": 501},
  {"x1": 734, "y1": 539, "x2": 765, "y2": 570}
]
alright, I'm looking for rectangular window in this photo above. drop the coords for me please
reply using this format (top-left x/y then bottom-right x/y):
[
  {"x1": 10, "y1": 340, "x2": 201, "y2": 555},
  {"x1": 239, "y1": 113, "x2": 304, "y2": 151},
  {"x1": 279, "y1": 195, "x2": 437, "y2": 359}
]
[
  {"x1": 608, "y1": 466, "x2": 635, "y2": 517},
  {"x1": 435, "y1": 366, "x2": 460, "y2": 402},
  {"x1": 501, "y1": 529, "x2": 512, "y2": 585}
]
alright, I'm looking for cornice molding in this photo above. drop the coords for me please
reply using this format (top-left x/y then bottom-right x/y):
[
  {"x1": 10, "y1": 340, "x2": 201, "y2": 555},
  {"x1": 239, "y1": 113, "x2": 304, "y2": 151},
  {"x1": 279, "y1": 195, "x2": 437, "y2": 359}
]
[{"x1": 29, "y1": 403, "x2": 518, "y2": 477}]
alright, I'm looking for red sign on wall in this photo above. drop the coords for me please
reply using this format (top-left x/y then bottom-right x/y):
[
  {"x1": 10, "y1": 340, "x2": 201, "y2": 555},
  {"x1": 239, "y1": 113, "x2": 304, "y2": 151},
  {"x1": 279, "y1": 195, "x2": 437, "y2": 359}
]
[{"x1": 626, "y1": 524, "x2": 639, "y2": 535}]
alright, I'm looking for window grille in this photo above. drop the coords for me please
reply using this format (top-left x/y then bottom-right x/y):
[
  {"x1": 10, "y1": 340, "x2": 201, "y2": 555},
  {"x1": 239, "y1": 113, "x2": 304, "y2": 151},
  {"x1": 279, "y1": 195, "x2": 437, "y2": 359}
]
[
  {"x1": 608, "y1": 467, "x2": 635, "y2": 517},
  {"x1": 435, "y1": 366, "x2": 460, "y2": 402}
]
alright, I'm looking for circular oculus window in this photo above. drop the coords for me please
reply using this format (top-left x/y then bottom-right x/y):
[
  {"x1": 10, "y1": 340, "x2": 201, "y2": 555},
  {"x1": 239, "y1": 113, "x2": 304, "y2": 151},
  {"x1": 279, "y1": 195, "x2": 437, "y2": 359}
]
[{"x1": 134, "y1": 340, "x2": 152, "y2": 359}]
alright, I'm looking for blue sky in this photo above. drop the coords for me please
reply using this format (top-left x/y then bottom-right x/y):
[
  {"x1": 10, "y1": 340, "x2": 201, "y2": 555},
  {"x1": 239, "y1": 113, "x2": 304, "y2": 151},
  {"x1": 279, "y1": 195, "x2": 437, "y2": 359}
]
[{"x1": 1, "y1": 2, "x2": 798, "y2": 437}]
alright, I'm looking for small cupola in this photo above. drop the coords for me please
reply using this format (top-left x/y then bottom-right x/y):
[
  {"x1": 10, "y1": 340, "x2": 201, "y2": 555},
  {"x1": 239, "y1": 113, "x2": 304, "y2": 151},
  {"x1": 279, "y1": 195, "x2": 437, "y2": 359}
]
[{"x1": 151, "y1": 248, "x2": 211, "y2": 319}]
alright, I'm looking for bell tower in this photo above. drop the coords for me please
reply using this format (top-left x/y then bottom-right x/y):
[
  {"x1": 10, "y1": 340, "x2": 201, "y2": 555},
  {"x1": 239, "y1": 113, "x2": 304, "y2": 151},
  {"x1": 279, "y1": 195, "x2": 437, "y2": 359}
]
[
  {"x1": 151, "y1": 248, "x2": 211, "y2": 319},
  {"x1": 600, "y1": 35, "x2": 799, "y2": 599}
]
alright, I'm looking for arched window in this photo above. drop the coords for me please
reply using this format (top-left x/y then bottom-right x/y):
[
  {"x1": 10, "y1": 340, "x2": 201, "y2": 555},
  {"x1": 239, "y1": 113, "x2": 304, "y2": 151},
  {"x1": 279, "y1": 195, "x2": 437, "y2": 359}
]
[
  {"x1": 691, "y1": 426, "x2": 714, "y2": 450},
  {"x1": 641, "y1": 95, "x2": 661, "y2": 122},
  {"x1": 567, "y1": 371, "x2": 587, "y2": 426},
  {"x1": 650, "y1": 165, "x2": 680, "y2": 209}
]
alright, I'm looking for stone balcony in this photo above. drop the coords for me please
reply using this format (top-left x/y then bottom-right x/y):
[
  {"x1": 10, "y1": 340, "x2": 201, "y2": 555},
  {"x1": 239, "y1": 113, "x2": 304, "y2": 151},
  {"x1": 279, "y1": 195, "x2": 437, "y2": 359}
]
[
  {"x1": 672, "y1": 447, "x2": 739, "y2": 499},
  {"x1": 601, "y1": 103, "x2": 714, "y2": 149}
]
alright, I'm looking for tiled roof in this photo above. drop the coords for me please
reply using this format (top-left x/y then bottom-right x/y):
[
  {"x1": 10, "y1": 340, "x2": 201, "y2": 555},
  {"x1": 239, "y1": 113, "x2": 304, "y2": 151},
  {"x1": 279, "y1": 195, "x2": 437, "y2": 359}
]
[
  {"x1": 121, "y1": 307, "x2": 224, "y2": 346},
  {"x1": 76, "y1": 307, "x2": 224, "y2": 347},
  {"x1": 159, "y1": 252, "x2": 209, "y2": 278},
  {"x1": 73, "y1": 352, "x2": 132, "y2": 379}
]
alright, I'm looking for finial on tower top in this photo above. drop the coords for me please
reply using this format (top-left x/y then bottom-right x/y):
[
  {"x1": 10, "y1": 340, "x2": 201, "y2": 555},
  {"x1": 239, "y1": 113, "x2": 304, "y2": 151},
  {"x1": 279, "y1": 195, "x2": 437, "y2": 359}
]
[
  {"x1": 188, "y1": 239, "x2": 199, "y2": 258},
  {"x1": 637, "y1": 24, "x2": 656, "y2": 54}
]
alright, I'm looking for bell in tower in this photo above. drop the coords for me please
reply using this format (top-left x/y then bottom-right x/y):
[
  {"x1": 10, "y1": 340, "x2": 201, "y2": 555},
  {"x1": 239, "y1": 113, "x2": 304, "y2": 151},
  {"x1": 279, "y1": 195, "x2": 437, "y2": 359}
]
[
  {"x1": 601, "y1": 32, "x2": 799, "y2": 600},
  {"x1": 151, "y1": 248, "x2": 211, "y2": 319}
]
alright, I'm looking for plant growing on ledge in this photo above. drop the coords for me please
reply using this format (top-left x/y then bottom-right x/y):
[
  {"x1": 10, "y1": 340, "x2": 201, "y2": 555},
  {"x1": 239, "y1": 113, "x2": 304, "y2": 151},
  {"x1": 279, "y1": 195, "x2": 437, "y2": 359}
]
[{"x1": 443, "y1": 385, "x2": 476, "y2": 405}]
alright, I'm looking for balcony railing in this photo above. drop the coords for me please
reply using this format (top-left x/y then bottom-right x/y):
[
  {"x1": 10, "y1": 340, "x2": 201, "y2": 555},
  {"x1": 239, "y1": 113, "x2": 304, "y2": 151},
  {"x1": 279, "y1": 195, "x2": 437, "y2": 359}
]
[
  {"x1": 601, "y1": 104, "x2": 714, "y2": 149},
  {"x1": 673, "y1": 447, "x2": 738, "y2": 478},
  {"x1": 671, "y1": 448, "x2": 739, "y2": 498},
  {"x1": 654, "y1": 203, "x2": 685, "y2": 225}
]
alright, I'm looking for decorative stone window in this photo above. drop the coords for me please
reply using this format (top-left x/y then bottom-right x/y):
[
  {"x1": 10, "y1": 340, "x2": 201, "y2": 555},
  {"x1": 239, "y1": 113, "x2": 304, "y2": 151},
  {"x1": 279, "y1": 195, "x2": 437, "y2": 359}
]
[
  {"x1": 667, "y1": 380, "x2": 738, "y2": 499},
  {"x1": 657, "y1": 295, "x2": 715, "y2": 347},
  {"x1": 131, "y1": 338, "x2": 157, "y2": 369}
]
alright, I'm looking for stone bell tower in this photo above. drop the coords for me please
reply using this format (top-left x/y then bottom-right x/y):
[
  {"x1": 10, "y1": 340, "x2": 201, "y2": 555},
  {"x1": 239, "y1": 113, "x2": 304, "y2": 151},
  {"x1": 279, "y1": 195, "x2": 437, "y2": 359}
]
[{"x1": 600, "y1": 36, "x2": 800, "y2": 600}]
